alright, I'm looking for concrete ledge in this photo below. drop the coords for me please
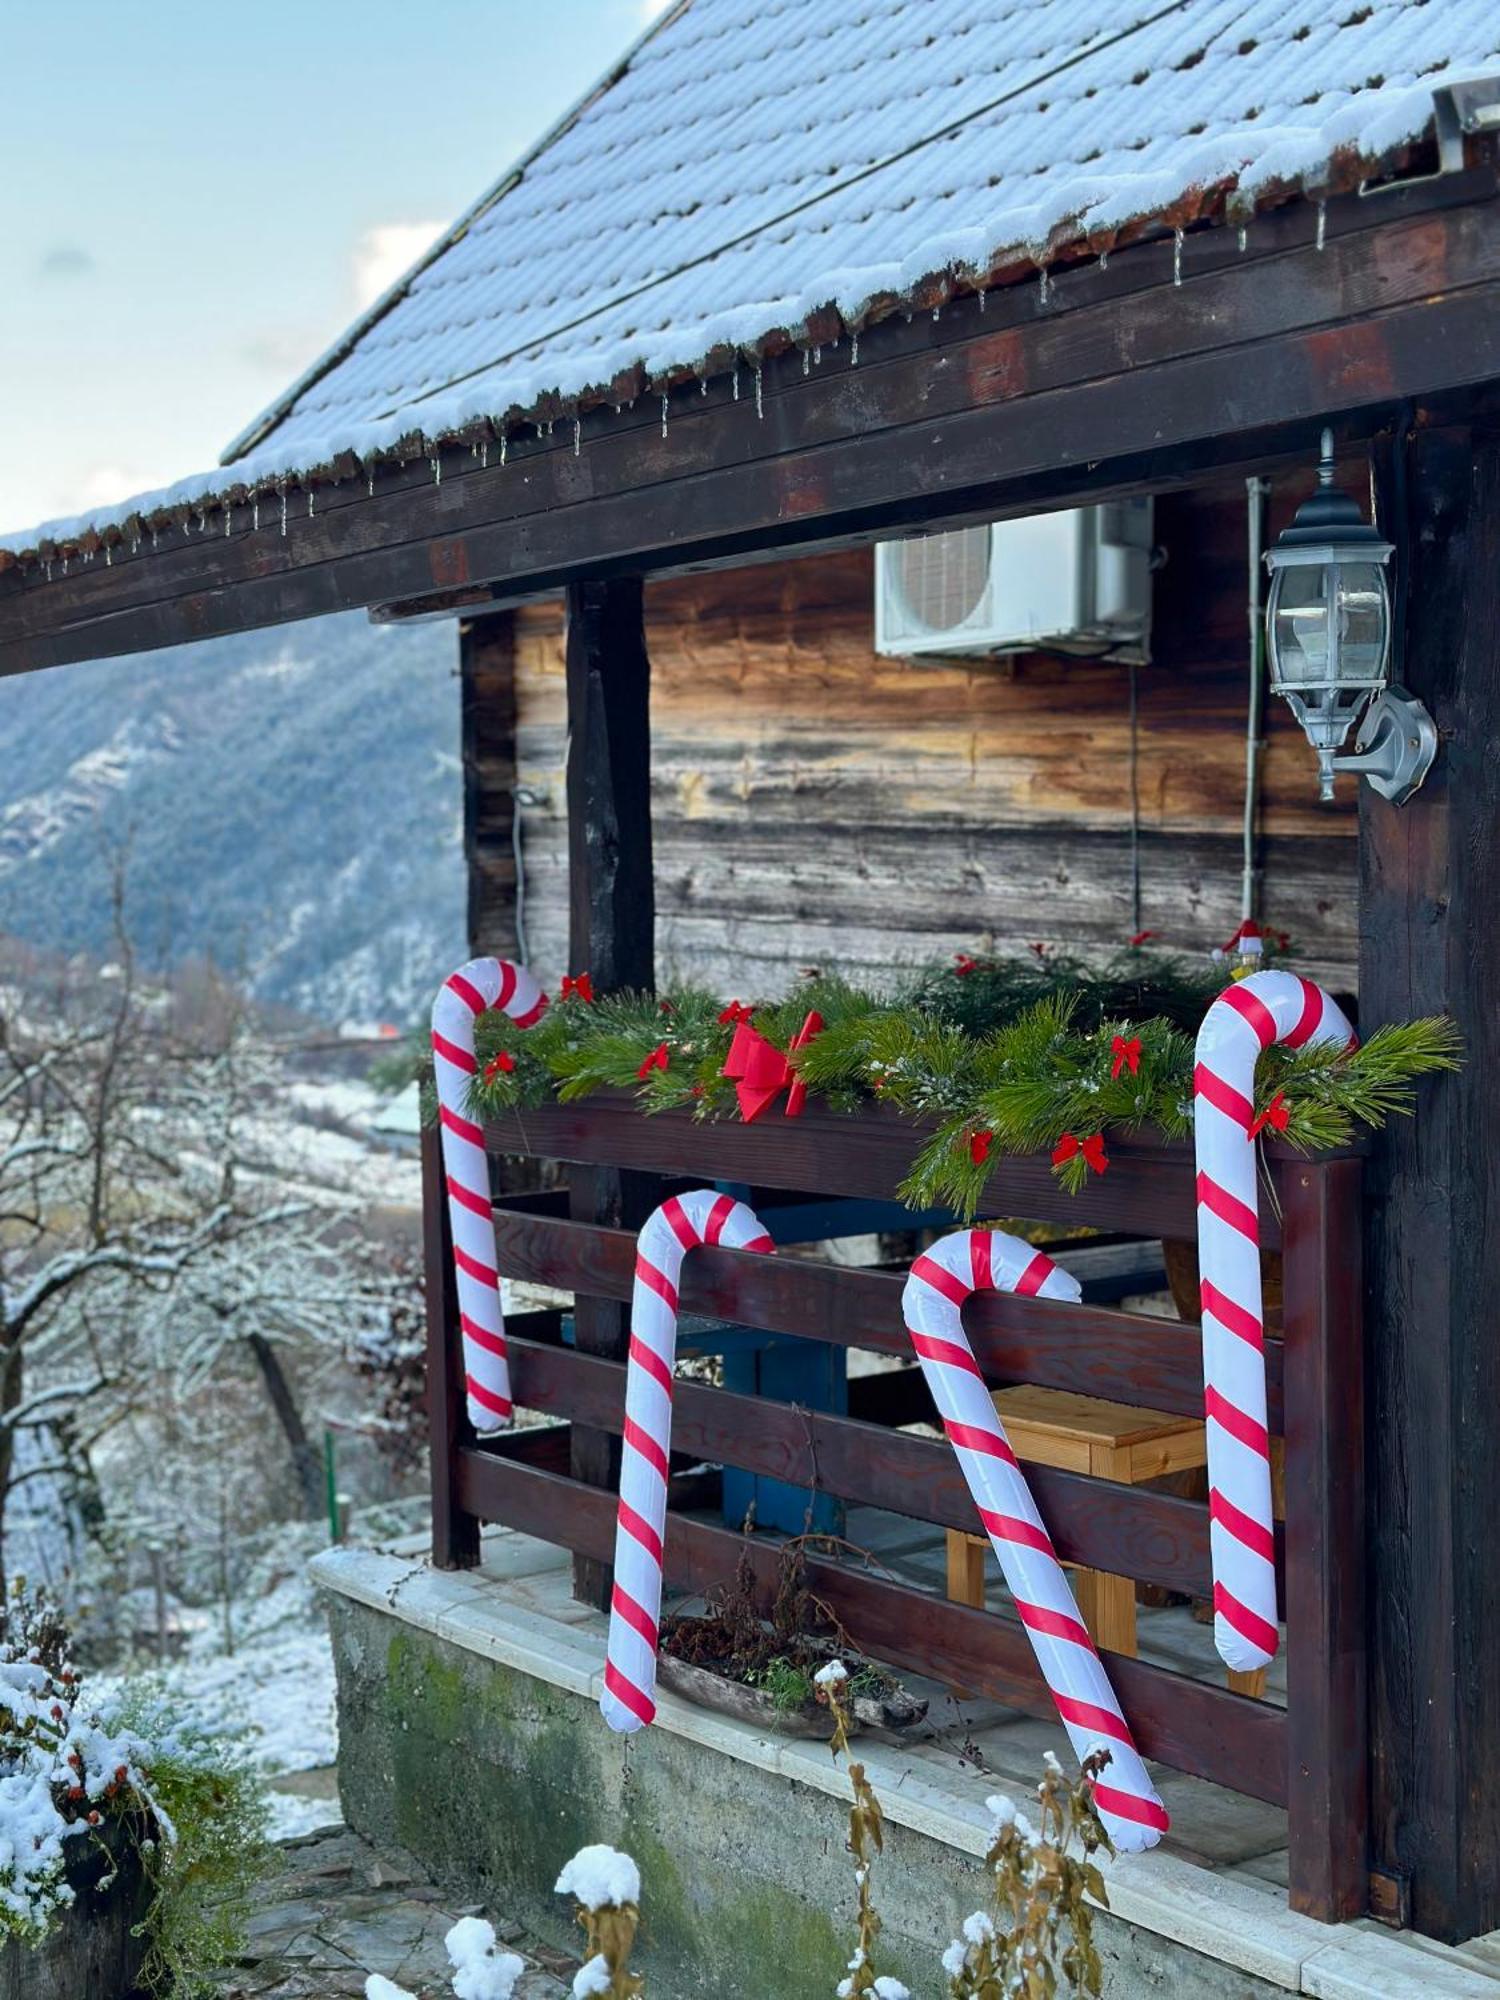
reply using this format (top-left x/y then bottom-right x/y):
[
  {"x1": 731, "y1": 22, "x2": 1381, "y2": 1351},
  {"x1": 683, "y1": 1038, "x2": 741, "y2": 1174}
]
[{"x1": 313, "y1": 1533, "x2": 1500, "y2": 2000}]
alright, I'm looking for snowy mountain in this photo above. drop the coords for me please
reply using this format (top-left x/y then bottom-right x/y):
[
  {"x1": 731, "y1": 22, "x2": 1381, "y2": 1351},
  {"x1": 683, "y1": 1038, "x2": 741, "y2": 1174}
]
[{"x1": 0, "y1": 613, "x2": 466, "y2": 1025}]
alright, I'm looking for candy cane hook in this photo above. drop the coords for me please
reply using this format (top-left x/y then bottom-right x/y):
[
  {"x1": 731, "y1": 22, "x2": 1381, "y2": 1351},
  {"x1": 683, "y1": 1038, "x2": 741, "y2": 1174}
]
[
  {"x1": 601, "y1": 1190, "x2": 774, "y2": 1734},
  {"x1": 903, "y1": 1230, "x2": 1168, "y2": 1851},
  {"x1": 1193, "y1": 970, "x2": 1356, "y2": 1673},
  {"x1": 431, "y1": 957, "x2": 548, "y2": 1434}
]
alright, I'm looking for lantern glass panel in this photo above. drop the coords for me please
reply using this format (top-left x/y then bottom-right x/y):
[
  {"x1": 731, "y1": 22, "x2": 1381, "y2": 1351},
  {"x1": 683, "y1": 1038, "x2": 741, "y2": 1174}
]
[
  {"x1": 1332, "y1": 561, "x2": 1389, "y2": 683},
  {"x1": 1268, "y1": 565, "x2": 1330, "y2": 687}
]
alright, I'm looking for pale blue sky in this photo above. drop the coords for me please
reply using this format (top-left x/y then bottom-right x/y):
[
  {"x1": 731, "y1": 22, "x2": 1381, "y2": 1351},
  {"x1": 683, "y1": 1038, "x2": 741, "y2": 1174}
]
[{"x1": 0, "y1": 0, "x2": 663, "y2": 534}]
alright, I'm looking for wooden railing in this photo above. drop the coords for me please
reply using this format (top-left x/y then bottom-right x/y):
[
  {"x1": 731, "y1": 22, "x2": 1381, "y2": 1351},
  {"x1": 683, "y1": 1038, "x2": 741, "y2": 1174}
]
[{"x1": 423, "y1": 1095, "x2": 1366, "y2": 1922}]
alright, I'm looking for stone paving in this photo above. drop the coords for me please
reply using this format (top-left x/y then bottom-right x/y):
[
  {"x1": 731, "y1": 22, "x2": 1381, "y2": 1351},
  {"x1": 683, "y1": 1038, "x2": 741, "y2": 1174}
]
[{"x1": 213, "y1": 1824, "x2": 579, "y2": 1999}]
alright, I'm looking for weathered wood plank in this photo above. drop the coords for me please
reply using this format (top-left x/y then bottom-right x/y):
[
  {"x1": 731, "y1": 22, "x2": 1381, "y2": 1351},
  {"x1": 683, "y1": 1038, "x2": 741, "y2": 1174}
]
[
  {"x1": 1360, "y1": 422, "x2": 1500, "y2": 1943},
  {"x1": 487, "y1": 1203, "x2": 1286, "y2": 1426},
  {"x1": 459, "y1": 611, "x2": 517, "y2": 958},
  {"x1": 454, "y1": 1450, "x2": 1290, "y2": 1804}
]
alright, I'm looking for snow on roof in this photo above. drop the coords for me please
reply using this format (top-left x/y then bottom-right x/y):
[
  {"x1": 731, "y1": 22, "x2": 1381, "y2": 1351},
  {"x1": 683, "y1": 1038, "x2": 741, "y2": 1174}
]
[{"x1": 7, "y1": 0, "x2": 1500, "y2": 564}]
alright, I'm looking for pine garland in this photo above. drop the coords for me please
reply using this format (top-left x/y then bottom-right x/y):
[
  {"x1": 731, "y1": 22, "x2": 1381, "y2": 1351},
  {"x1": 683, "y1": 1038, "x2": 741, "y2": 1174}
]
[{"x1": 447, "y1": 947, "x2": 1461, "y2": 1218}]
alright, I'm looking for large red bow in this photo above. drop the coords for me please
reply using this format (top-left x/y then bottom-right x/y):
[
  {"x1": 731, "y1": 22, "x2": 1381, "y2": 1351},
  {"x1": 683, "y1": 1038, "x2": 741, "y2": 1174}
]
[
  {"x1": 1110, "y1": 1034, "x2": 1142, "y2": 1080},
  {"x1": 483, "y1": 1050, "x2": 515, "y2": 1082},
  {"x1": 721, "y1": 1011, "x2": 823, "y2": 1122},
  {"x1": 717, "y1": 1000, "x2": 754, "y2": 1027},
  {"x1": 1052, "y1": 1131, "x2": 1109, "y2": 1175},
  {"x1": 560, "y1": 972, "x2": 594, "y2": 1003},
  {"x1": 636, "y1": 1042, "x2": 670, "y2": 1080}
]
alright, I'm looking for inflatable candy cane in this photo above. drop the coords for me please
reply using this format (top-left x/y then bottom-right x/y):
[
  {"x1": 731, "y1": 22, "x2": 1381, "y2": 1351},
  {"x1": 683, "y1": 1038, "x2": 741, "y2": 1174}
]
[
  {"x1": 1194, "y1": 971, "x2": 1356, "y2": 1673},
  {"x1": 601, "y1": 1190, "x2": 774, "y2": 1733},
  {"x1": 431, "y1": 957, "x2": 548, "y2": 1434},
  {"x1": 903, "y1": 1231, "x2": 1169, "y2": 1850}
]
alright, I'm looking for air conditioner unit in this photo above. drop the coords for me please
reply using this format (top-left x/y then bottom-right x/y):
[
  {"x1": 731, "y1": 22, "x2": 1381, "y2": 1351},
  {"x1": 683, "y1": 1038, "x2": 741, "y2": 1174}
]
[{"x1": 874, "y1": 502, "x2": 1154, "y2": 663}]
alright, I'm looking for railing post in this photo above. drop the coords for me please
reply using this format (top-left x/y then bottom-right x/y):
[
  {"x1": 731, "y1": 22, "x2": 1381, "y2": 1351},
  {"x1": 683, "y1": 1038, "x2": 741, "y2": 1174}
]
[
  {"x1": 1279, "y1": 1150, "x2": 1366, "y2": 1919},
  {"x1": 424, "y1": 1122, "x2": 481, "y2": 1568}
]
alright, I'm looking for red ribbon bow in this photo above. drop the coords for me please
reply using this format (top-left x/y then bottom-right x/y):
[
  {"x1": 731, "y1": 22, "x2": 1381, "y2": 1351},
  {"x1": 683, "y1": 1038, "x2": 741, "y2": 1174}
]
[
  {"x1": 720, "y1": 1010, "x2": 823, "y2": 1122},
  {"x1": 1110, "y1": 1034, "x2": 1142, "y2": 1080},
  {"x1": 637, "y1": 1041, "x2": 670, "y2": 1079},
  {"x1": 1129, "y1": 929, "x2": 1156, "y2": 948},
  {"x1": 483, "y1": 1051, "x2": 515, "y2": 1082},
  {"x1": 1248, "y1": 1091, "x2": 1290, "y2": 1139},
  {"x1": 954, "y1": 953, "x2": 980, "y2": 977},
  {"x1": 968, "y1": 1129, "x2": 994, "y2": 1166},
  {"x1": 1052, "y1": 1131, "x2": 1109, "y2": 1174},
  {"x1": 560, "y1": 972, "x2": 594, "y2": 1003},
  {"x1": 717, "y1": 1000, "x2": 754, "y2": 1027}
]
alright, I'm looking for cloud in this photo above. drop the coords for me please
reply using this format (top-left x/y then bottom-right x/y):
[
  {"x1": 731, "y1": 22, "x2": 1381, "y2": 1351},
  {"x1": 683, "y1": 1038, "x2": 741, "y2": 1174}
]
[
  {"x1": 37, "y1": 244, "x2": 94, "y2": 279},
  {"x1": 350, "y1": 222, "x2": 445, "y2": 312}
]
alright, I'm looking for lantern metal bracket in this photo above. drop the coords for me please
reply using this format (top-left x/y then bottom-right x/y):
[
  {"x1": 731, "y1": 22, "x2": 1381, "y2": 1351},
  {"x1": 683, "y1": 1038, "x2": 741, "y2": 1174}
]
[{"x1": 1327, "y1": 686, "x2": 1438, "y2": 805}]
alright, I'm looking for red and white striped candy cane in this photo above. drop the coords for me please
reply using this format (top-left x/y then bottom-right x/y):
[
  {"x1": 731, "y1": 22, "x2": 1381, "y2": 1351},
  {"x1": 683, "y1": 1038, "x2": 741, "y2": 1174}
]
[
  {"x1": 903, "y1": 1230, "x2": 1169, "y2": 1851},
  {"x1": 1194, "y1": 970, "x2": 1356, "y2": 1672},
  {"x1": 601, "y1": 1190, "x2": 774, "y2": 1734},
  {"x1": 430, "y1": 957, "x2": 548, "y2": 1434}
]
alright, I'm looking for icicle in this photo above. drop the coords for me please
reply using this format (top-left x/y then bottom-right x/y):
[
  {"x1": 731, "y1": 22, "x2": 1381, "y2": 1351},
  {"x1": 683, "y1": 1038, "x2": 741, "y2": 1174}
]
[
  {"x1": 253, "y1": 494, "x2": 261, "y2": 531},
  {"x1": 573, "y1": 417, "x2": 582, "y2": 456},
  {"x1": 223, "y1": 504, "x2": 231, "y2": 538},
  {"x1": 150, "y1": 532, "x2": 158, "y2": 551},
  {"x1": 700, "y1": 378, "x2": 709, "y2": 395},
  {"x1": 308, "y1": 490, "x2": 315, "y2": 516},
  {"x1": 802, "y1": 349, "x2": 810, "y2": 376},
  {"x1": 932, "y1": 305, "x2": 941, "y2": 321},
  {"x1": 1098, "y1": 250, "x2": 1109, "y2": 272},
  {"x1": 733, "y1": 364, "x2": 741, "y2": 401},
  {"x1": 481, "y1": 440, "x2": 489, "y2": 469},
  {"x1": 279, "y1": 487, "x2": 288, "y2": 537},
  {"x1": 850, "y1": 331, "x2": 859, "y2": 364},
  {"x1": 661, "y1": 392, "x2": 669, "y2": 438},
  {"x1": 367, "y1": 468, "x2": 376, "y2": 496},
  {"x1": 754, "y1": 366, "x2": 764, "y2": 419},
  {"x1": 813, "y1": 344, "x2": 822, "y2": 364},
  {"x1": 1173, "y1": 228, "x2": 1184, "y2": 286},
  {"x1": 105, "y1": 544, "x2": 112, "y2": 566},
  {"x1": 500, "y1": 433, "x2": 508, "y2": 467},
  {"x1": 61, "y1": 557, "x2": 68, "y2": 575},
  {"x1": 44, "y1": 561, "x2": 51, "y2": 582},
  {"x1": 1316, "y1": 199, "x2": 1327, "y2": 251},
  {"x1": 131, "y1": 537, "x2": 139, "y2": 556},
  {"x1": 431, "y1": 454, "x2": 442, "y2": 485},
  {"x1": 977, "y1": 289, "x2": 985, "y2": 314},
  {"x1": 1037, "y1": 264, "x2": 1051, "y2": 308}
]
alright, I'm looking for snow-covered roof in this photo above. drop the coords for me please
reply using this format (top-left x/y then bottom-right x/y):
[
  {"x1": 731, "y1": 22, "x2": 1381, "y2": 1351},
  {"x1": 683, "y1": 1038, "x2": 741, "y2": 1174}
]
[{"x1": 7, "y1": 0, "x2": 1500, "y2": 564}]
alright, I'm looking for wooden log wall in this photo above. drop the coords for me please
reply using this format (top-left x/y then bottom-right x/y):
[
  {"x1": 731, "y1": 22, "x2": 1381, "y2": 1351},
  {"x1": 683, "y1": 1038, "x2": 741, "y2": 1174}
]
[{"x1": 471, "y1": 472, "x2": 1358, "y2": 998}]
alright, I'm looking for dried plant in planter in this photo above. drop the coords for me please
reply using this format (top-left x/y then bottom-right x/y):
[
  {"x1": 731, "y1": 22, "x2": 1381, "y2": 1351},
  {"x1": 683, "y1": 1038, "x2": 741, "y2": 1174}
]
[
  {"x1": 817, "y1": 1661, "x2": 912, "y2": 2000},
  {"x1": 659, "y1": 1536, "x2": 923, "y2": 1735}
]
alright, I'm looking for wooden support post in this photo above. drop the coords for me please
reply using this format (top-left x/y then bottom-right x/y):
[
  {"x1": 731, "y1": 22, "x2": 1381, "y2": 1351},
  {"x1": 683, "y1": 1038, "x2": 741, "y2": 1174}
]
[
  {"x1": 1361, "y1": 421, "x2": 1500, "y2": 1942},
  {"x1": 1280, "y1": 1154, "x2": 1366, "y2": 1921},
  {"x1": 424, "y1": 1124, "x2": 481, "y2": 1569},
  {"x1": 565, "y1": 577, "x2": 656, "y2": 1609},
  {"x1": 459, "y1": 610, "x2": 518, "y2": 960}
]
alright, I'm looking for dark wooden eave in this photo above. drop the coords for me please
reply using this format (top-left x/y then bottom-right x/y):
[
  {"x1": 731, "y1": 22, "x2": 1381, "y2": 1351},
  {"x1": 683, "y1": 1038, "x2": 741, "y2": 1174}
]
[{"x1": 2, "y1": 163, "x2": 1499, "y2": 674}]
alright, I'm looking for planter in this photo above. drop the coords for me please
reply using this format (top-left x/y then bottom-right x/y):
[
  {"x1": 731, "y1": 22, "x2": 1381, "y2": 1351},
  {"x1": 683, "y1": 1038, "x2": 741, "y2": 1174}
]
[
  {"x1": 656, "y1": 1650, "x2": 927, "y2": 1739},
  {"x1": 0, "y1": 1826, "x2": 151, "y2": 2000}
]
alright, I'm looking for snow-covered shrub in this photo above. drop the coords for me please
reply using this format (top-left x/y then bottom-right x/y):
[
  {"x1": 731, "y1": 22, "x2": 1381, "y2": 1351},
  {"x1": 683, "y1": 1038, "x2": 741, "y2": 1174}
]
[
  {"x1": 0, "y1": 1583, "x2": 270, "y2": 1993},
  {"x1": 556, "y1": 1843, "x2": 643, "y2": 1997}
]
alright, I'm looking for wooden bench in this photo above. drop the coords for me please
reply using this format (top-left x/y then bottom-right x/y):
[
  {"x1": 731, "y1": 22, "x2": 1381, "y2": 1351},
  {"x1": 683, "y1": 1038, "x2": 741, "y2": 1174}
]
[{"x1": 943, "y1": 1386, "x2": 1282, "y2": 1698}]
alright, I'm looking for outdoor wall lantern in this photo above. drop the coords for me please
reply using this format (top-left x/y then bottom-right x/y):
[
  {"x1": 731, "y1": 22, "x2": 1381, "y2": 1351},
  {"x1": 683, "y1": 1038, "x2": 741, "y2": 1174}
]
[{"x1": 1264, "y1": 428, "x2": 1436, "y2": 804}]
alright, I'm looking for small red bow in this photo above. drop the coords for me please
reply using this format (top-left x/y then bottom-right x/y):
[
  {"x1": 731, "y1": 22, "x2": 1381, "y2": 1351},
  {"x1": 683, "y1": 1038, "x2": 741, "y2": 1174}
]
[
  {"x1": 954, "y1": 953, "x2": 980, "y2": 977},
  {"x1": 637, "y1": 1042, "x2": 670, "y2": 1079},
  {"x1": 1129, "y1": 930, "x2": 1156, "y2": 947},
  {"x1": 968, "y1": 1129, "x2": 994, "y2": 1166},
  {"x1": 1029, "y1": 942, "x2": 1049, "y2": 960},
  {"x1": 721, "y1": 1010, "x2": 823, "y2": 1122},
  {"x1": 560, "y1": 972, "x2": 594, "y2": 1003},
  {"x1": 1052, "y1": 1132, "x2": 1109, "y2": 1174},
  {"x1": 1248, "y1": 1091, "x2": 1289, "y2": 1139},
  {"x1": 1110, "y1": 1034, "x2": 1142, "y2": 1080},
  {"x1": 483, "y1": 1050, "x2": 515, "y2": 1082},
  {"x1": 658, "y1": 998, "x2": 675, "y2": 1016},
  {"x1": 718, "y1": 1000, "x2": 754, "y2": 1027}
]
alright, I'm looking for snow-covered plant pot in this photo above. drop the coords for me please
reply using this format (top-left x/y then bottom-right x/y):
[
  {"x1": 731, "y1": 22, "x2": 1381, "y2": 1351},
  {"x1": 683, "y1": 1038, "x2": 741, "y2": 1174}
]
[{"x1": 0, "y1": 1822, "x2": 149, "y2": 2000}]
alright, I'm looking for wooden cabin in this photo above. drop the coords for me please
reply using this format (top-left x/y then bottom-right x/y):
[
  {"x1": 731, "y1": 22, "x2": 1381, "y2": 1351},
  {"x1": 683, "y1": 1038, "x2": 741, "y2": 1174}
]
[{"x1": 5, "y1": 2, "x2": 1500, "y2": 1982}]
